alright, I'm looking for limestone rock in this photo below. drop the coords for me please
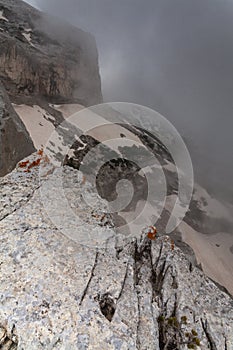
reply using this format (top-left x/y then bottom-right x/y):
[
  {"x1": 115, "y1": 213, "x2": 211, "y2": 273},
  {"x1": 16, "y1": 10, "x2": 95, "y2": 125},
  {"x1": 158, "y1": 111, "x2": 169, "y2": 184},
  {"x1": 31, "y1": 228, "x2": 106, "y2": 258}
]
[{"x1": 0, "y1": 155, "x2": 232, "y2": 349}]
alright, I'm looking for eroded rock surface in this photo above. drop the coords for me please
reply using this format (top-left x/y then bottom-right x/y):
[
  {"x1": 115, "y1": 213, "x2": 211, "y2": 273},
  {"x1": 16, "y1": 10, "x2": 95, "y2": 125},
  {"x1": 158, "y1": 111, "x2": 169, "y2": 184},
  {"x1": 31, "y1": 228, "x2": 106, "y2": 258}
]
[{"x1": 0, "y1": 155, "x2": 232, "y2": 349}]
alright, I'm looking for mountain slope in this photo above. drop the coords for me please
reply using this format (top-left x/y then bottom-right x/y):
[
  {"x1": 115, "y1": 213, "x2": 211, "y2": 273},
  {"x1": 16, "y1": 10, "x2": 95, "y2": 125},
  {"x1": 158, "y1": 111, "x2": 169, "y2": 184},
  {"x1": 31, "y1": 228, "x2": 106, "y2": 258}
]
[{"x1": 0, "y1": 0, "x2": 102, "y2": 176}]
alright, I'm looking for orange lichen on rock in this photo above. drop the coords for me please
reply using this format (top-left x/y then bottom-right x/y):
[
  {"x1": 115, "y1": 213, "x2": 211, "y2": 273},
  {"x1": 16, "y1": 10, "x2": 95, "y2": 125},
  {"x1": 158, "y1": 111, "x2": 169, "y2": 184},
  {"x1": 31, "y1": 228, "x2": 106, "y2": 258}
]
[
  {"x1": 18, "y1": 150, "x2": 46, "y2": 173},
  {"x1": 18, "y1": 160, "x2": 30, "y2": 168},
  {"x1": 147, "y1": 226, "x2": 157, "y2": 240},
  {"x1": 37, "y1": 148, "x2": 44, "y2": 156},
  {"x1": 17, "y1": 150, "x2": 54, "y2": 177},
  {"x1": 28, "y1": 158, "x2": 41, "y2": 169}
]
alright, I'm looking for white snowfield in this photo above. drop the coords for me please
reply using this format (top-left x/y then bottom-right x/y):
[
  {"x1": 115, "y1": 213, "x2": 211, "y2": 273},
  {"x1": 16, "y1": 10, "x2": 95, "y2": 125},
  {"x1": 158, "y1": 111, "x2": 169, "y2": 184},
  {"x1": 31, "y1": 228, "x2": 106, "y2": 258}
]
[
  {"x1": 51, "y1": 103, "x2": 143, "y2": 150},
  {"x1": 13, "y1": 104, "x2": 55, "y2": 149},
  {"x1": 13, "y1": 102, "x2": 233, "y2": 296},
  {"x1": 181, "y1": 222, "x2": 233, "y2": 295},
  {"x1": 14, "y1": 103, "x2": 145, "y2": 154}
]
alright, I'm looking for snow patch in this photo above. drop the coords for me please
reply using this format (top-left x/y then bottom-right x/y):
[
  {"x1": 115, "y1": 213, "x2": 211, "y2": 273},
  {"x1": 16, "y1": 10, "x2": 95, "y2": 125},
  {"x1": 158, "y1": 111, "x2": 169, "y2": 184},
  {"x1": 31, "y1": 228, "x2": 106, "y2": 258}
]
[
  {"x1": 0, "y1": 10, "x2": 8, "y2": 22},
  {"x1": 22, "y1": 32, "x2": 35, "y2": 47},
  {"x1": 50, "y1": 103, "x2": 143, "y2": 151},
  {"x1": 59, "y1": 125, "x2": 70, "y2": 131},
  {"x1": 180, "y1": 221, "x2": 233, "y2": 296},
  {"x1": 13, "y1": 104, "x2": 56, "y2": 150},
  {"x1": 13, "y1": 104, "x2": 77, "y2": 166}
]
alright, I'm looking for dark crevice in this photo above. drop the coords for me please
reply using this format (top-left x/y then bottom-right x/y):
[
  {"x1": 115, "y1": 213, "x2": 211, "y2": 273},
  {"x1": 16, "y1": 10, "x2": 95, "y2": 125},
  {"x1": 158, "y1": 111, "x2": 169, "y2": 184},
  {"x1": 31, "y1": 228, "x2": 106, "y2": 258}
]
[
  {"x1": 136, "y1": 306, "x2": 141, "y2": 350},
  {"x1": 189, "y1": 262, "x2": 193, "y2": 273},
  {"x1": 98, "y1": 293, "x2": 116, "y2": 322},
  {"x1": 201, "y1": 318, "x2": 217, "y2": 350},
  {"x1": 152, "y1": 260, "x2": 170, "y2": 298},
  {"x1": 224, "y1": 336, "x2": 228, "y2": 350},
  {"x1": 133, "y1": 240, "x2": 141, "y2": 349},
  {"x1": 79, "y1": 251, "x2": 99, "y2": 306},
  {"x1": 133, "y1": 240, "x2": 141, "y2": 286},
  {"x1": 148, "y1": 242, "x2": 155, "y2": 306},
  {"x1": 154, "y1": 241, "x2": 164, "y2": 270},
  {"x1": 150, "y1": 241, "x2": 170, "y2": 307},
  {"x1": 171, "y1": 294, "x2": 178, "y2": 318},
  {"x1": 117, "y1": 259, "x2": 129, "y2": 302},
  {"x1": 171, "y1": 275, "x2": 178, "y2": 290}
]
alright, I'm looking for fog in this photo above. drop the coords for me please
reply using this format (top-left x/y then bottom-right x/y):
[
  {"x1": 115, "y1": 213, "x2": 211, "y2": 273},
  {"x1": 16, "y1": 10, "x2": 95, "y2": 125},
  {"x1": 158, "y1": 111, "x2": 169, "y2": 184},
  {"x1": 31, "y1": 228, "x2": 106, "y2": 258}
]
[{"x1": 25, "y1": 0, "x2": 233, "y2": 202}]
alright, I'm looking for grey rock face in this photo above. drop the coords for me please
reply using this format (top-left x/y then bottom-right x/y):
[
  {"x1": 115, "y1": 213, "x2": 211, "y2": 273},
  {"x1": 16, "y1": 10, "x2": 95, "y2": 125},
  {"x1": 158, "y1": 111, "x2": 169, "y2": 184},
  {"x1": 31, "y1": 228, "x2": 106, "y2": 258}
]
[
  {"x1": 0, "y1": 0, "x2": 102, "y2": 106},
  {"x1": 0, "y1": 81, "x2": 35, "y2": 176},
  {"x1": 0, "y1": 154, "x2": 232, "y2": 349}
]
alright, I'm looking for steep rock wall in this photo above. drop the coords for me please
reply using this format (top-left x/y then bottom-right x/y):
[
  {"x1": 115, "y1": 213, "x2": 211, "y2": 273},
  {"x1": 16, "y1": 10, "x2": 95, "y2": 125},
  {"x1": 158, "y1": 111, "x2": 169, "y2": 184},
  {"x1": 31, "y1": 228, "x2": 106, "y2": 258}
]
[
  {"x1": 0, "y1": 0, "x2": 102, "y2": 106},
  {"x1": 0, "y1": 82, "x2": 35, "y2": 176}
]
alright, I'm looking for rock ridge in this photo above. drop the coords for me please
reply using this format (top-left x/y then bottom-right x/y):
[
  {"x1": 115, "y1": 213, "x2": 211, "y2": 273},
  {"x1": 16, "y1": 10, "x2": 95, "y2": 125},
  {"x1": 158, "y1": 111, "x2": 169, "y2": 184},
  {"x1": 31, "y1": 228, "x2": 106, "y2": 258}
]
[{"x1": 0, "y1": 154, "x2": 232, "y2": 349}]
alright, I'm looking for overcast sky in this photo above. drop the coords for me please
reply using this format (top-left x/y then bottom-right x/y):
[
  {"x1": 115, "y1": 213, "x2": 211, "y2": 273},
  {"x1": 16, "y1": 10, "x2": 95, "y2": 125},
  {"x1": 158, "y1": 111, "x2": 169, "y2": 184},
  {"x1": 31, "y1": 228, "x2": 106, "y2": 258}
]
[{"x1": 25, "y1": 0, "x2": 233, "y2": 200}]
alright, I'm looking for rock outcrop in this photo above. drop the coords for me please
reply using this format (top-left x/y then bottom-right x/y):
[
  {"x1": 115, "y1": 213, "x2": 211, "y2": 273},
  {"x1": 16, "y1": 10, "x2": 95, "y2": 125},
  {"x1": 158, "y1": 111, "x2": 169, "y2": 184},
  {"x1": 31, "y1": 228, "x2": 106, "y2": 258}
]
[
  {"x1": 0, "y1": 81, "x2": 35, "y2": 176},
  {"x1": 0, "y1": 153, "x2": 232, "y2": 349}
]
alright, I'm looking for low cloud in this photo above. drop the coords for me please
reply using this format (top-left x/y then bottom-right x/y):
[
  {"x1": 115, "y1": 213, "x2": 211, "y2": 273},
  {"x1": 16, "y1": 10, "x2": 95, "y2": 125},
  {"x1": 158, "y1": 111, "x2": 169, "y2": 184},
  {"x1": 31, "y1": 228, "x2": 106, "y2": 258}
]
[{"x1": 25, "y1": 0, "x2": 233, "y2": 201}]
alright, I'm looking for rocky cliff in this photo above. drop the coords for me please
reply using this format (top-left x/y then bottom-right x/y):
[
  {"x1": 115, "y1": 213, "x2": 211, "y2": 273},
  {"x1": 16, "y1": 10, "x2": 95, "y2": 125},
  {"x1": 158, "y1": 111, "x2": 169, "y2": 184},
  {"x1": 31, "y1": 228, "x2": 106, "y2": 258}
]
[
  {"x1": 0, "y1": 81, "x2": 35, "y2": 176},
  {"x1": 0, "y1": 2, "x2": 232, "y2": 349},
  {"x1": 0, "y1": 0, "x2": 102, "y2": 176},
  {"x1": 0, "y1": 0, "x2": 102, "y2": 106},
  {"x1": 0, "y1": 153, "x2": 232, "y2": 349}
]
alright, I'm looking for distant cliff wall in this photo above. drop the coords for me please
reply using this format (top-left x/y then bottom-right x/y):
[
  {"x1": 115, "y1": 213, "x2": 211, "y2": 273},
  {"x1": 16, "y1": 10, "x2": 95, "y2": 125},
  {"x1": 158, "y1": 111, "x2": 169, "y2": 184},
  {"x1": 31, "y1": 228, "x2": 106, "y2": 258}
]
[{"x1": 0, "y1": 0, "x2": 102, "y2": 106}]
